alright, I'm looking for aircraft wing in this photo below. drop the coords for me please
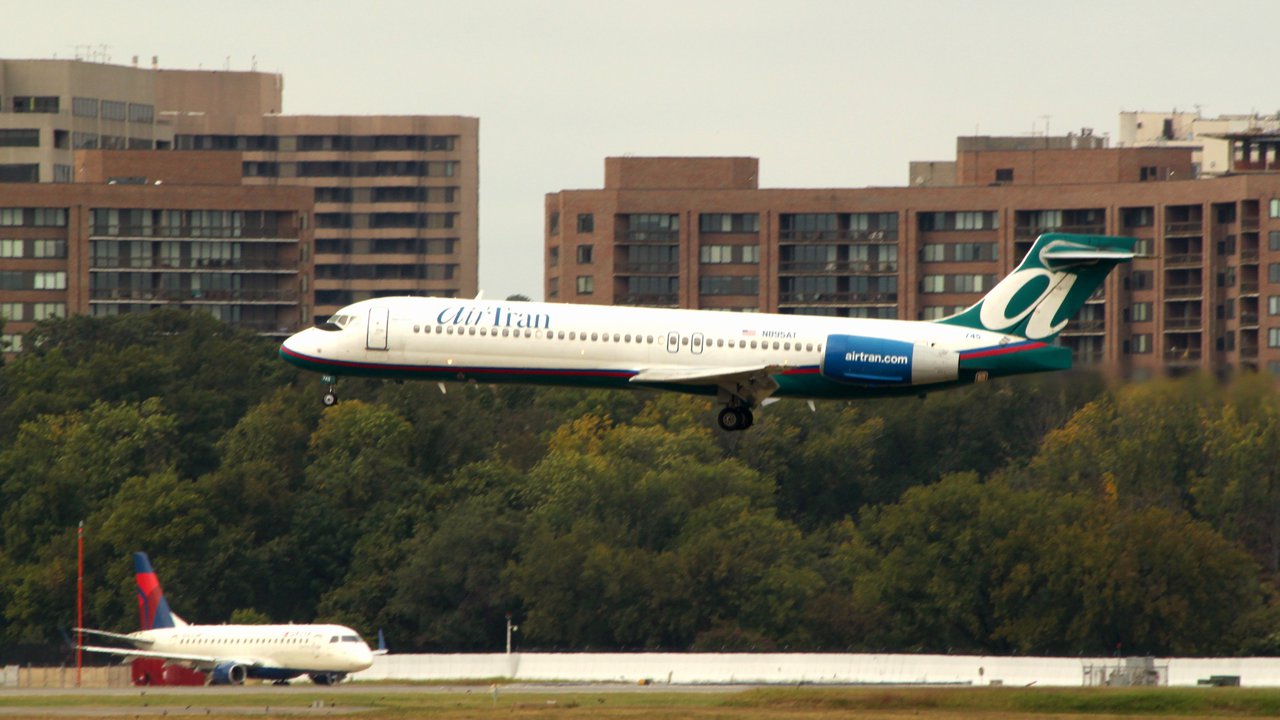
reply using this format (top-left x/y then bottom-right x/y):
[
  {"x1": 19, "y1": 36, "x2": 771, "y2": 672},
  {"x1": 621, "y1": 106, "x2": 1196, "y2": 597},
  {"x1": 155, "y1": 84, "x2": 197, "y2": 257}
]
[
  {"x1": 630, "y1": 365, "x2": 783, "y2": 406},
  {"x1": 80, "y1": 644, "x2": 221, "y2": 667},
  {"x1": 80, "y1": 644, "x2": 277, "y2": 671},
  {"x1": 73, "y1": 628, "x2": 155, "y2": 648}
]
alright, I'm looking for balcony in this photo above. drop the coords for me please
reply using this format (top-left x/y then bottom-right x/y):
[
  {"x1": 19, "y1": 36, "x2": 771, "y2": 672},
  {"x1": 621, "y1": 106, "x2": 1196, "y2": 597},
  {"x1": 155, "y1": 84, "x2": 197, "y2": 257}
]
[
  {"x1": 613, "y1": 262, "x2": 679, "y2": 275},
  {"x1": 1061, "y1": 318, "x2": 1105, "y2": 335},
  {"x1": 1242, "y1": 217, "x2": 1261, "y2": 231},
  {"x1": 89, "y1": 288, "x2": 298, "y2": 303},
  {"x1": 90, "y1": 259, "x2": 295, "y2": 273},
  {"x1": 1239, "y1": 281, "x2": 1261, "y2": 295},
  {"x1": 1163, "y1": 316, "x2": 1203, "y2": 331},
  {"x1": 778, "y1": 260, "x2": 899, "y2": 274},
  {"x1": 778, "y1": 229, "x2": 898, "y2": 243},
  {"x1": 1164, "y1": 347, "x2": 1203, "y2": 363},
  {"x1": 778, "y1": 291, "x2": 898, "y2": 305},
  {"x1": 1013, "y1": 223, "x2": 1106, "y2": 239},
  {"x1": 1240, "y1": 312, "x2": 1260, "y2": 328},
  {"x1": 616, "y1": 230, "x2": 679, "y2": 244},
  {"x1": 1165, "y1": 221, "x2": 1204, "y2": 237},
  {"x1": 1163, "y1": 253, "x2": 1204, "y2": 268},
  {"x1": 1241, "y1": 344, "x2": 1260, "y2": 359},
  {"x1": 1241, "y1": 249, "x2": 1260, "y2": 263},
  {"x1": 1164, "y1": 284, "x2": 1203, "y2": 299},
  {"x1": 615, "y1": 293, "x2": 678, "y2": 307}
]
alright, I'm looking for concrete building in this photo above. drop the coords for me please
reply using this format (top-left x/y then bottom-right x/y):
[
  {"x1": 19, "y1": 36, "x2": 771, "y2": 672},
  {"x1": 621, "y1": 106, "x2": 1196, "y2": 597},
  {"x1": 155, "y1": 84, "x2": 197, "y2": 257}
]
[
  {"x1": 546, "y1": 144, "x2": 1280, "y2": 379},
  {"x1": 1120, "y1": 110, "x2": 1280, "y2": 178},
  {"x1": 0, "y1": 57, "x2": 478, "y2": 325}
]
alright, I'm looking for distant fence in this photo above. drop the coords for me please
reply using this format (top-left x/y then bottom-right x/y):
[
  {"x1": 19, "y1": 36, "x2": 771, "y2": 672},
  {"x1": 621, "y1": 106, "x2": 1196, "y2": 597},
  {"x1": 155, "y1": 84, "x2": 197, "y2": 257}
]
[
  {"x1": 1, "y1": 665, "x2": 131, "y2": 688},
  {"x1": 353, "y1": 653, "x2": 1280, "y2": 688}
]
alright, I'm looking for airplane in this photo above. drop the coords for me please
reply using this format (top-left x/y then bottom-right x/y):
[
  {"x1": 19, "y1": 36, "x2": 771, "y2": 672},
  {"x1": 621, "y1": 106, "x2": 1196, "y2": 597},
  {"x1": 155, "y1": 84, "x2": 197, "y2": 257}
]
[
  {"x1": 77, "y1": 552, "x2": 384, "y2": 685},
  {"x1": 280, "y1": 233, "x2": 1135, "y2": 431}
]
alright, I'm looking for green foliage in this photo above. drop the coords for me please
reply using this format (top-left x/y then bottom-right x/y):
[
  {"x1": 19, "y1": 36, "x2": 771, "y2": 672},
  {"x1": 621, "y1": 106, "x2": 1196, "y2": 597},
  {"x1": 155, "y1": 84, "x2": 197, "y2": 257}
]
[{"x1": 0, "y1": 312, "x2": 1273, "y2": 656}]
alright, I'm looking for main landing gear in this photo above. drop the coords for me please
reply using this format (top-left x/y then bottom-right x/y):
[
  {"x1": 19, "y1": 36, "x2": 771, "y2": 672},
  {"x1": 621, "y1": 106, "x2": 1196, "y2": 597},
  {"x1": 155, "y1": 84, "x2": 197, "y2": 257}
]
[
  {"x1": 717, "y1": 405, "x2": 754, "y2": 432},
  {"x1": 321, "y1": 374, "x2": 338, "y2": 407}
]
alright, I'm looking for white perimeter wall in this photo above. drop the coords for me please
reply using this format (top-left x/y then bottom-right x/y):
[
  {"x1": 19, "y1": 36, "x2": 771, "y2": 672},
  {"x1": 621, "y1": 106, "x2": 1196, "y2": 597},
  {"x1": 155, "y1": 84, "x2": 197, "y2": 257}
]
[{"x1": 354, "y1": 653, "x2": 1280, "y2": 688}]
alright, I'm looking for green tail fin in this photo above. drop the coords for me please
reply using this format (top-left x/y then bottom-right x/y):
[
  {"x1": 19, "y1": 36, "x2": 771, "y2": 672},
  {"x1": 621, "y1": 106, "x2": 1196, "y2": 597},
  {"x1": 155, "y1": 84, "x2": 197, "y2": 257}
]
[{"x1": 937, "y1": 233, "x2": 1136, "y2": 342}]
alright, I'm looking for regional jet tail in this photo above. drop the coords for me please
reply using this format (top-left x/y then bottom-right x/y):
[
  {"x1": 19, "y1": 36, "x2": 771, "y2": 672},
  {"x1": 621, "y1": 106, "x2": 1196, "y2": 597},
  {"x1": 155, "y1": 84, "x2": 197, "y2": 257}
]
[
  {"x1": 280, "y1": 233, "x2": 1134, "y2": 431},
  {"x1": 77, "y1": 553, "x2": 376, "y2": 685}
]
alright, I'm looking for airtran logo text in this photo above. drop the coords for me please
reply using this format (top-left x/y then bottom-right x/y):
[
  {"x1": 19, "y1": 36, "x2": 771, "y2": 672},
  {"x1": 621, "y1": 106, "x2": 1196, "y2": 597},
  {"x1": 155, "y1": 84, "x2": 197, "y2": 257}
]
[
  {"x1": 845, "y1": 351, "x2": 909, "y2": 365},
  {"x1": 976, "y1": 240, "x2": 1084, "y2": 339},
  {"x1": 436, "y1": 304, "x2": 552, "y2": 329}
]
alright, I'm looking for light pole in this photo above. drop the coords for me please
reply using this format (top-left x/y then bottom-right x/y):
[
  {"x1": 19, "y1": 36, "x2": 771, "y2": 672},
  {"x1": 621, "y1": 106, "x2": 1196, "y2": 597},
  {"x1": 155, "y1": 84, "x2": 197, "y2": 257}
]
[{"x1": 505, "y1": 613, "x2": 518, "y2": 654}]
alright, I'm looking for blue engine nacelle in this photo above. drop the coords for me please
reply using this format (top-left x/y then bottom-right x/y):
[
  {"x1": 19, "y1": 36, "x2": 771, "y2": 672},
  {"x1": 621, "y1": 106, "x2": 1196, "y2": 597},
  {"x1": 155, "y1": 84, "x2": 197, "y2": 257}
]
[
  {"x1": 821, "y1": 335, "x2": 959, "y2": 386},
  {"x1": 211, "y1": 661, "x2": 248, "y2": 685}
]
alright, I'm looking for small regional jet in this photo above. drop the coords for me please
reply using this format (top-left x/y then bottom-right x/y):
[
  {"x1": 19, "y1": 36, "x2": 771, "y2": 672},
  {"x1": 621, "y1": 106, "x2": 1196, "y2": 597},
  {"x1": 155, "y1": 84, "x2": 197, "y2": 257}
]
[
  {"x1": 281, "y1": 233, "x2": 1134, "y2": 431},
  {"x1": 77, "y1": 552, "x2": 383, "y2": 685}
]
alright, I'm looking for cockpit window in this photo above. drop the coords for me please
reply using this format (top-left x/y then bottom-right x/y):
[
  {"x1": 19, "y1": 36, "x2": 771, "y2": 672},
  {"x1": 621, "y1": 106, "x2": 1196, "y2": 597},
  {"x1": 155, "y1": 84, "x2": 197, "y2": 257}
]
[
  {"x1": 318, "y1": 314, "x2": 355, "y2": 332},
  {"x1": 342, "y1": 635, "x2": 361, "y2": 643}
]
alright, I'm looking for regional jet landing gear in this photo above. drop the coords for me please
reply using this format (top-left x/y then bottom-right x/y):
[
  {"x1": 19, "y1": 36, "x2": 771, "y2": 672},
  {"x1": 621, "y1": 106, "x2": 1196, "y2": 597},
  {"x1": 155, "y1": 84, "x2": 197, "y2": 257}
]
[
  {"x1": 717, "y1": 404, "x2": 754, "y2": 432},
  {"x1": 321, "y1": 374, "x2": 338, "y2": 407}
]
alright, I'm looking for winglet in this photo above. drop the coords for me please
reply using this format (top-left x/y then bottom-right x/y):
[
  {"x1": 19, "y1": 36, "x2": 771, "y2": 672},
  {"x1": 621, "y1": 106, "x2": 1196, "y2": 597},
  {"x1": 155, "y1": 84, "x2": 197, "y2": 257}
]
[{"x1": 373, "y1": 628, "x2": 389, "y2": 656}]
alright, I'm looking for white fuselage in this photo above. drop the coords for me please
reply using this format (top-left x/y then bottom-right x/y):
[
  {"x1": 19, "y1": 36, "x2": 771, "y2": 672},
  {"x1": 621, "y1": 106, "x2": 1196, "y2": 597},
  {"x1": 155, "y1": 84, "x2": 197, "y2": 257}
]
[
  {"x1": 281, "y1": 296, "x2": 1016, "y2": 398},
  {"x1": 130, "y1": 623, "x2": 373, "y2": 674}
]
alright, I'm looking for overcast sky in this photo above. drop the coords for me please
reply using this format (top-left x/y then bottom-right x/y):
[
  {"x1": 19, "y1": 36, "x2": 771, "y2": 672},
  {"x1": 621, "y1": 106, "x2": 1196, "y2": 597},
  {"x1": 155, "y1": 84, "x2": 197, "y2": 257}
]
[{"x1": 7, "y1": 0, "x2": 1277, "y2": 298}]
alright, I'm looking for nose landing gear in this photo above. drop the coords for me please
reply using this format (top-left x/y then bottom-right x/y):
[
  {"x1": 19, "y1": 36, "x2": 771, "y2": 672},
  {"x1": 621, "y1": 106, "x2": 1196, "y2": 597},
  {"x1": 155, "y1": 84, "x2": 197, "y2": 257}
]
[{"x1": 321, "y1": 375, "x2": 338, "y2": 407}]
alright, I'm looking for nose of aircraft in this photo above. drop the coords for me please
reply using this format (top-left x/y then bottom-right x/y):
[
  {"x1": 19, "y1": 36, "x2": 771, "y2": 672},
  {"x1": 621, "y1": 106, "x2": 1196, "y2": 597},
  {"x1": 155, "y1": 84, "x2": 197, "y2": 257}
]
[{"x1": 279, "y1": 327, "x2": 315, "y2": 367}]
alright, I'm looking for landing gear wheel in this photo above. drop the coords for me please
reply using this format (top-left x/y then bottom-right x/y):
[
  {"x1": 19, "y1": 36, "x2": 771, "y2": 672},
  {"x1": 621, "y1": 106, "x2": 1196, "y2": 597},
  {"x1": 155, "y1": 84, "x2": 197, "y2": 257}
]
[
  {"x1": 718, "y1": 406, "x2": 753, "y2": 432},
  {"x1": 323, "y1": 392, "x2": 337, "y2": 407},
  {"x1": 321, "y1": 374, "x2": 338, "y2": 407}
]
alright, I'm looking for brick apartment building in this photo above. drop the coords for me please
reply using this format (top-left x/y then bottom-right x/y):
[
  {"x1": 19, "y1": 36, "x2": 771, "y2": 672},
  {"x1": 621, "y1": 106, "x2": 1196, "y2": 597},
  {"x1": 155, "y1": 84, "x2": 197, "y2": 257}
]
[
  {"x1": 0, "y1": 57, "x2": 478, "y2": 334},
  {"x1": 0, "y1": 150, "x2": 311, "y2": 351},
  {"x1": 546, "y1": 139, "x2": 1280, "y2": 378}
]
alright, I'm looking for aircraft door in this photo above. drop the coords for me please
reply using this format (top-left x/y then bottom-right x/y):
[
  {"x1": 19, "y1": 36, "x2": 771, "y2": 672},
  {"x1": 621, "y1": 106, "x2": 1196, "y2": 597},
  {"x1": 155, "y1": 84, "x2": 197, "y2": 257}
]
[
  {"x1": 691, "y1": 332, "x2": 704, "y2": 354},
  {"x1": 666, "y1": 331, "x2": 680, "y2": 354},
  {"x1": 366, "y1": 307, "x2": 389, "y2": 351}
]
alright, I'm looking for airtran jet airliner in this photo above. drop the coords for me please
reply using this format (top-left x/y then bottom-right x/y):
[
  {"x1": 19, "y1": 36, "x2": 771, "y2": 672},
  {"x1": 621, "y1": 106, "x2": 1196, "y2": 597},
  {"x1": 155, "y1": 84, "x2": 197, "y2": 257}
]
[
  {"x1": 281, "y1": 233, "x2": 1134, "y2": 431},
  {"x1": 78, "y1": 553, "x2": 382, "y2": 685}
]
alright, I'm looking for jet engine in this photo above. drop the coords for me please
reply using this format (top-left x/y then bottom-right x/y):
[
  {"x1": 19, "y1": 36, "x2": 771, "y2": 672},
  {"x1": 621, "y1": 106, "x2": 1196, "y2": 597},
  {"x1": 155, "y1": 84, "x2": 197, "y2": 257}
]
[
  {"x1": 821, "y1": 334, "x2": 958, "y2": 386},
  {"x1": 211, "y1": 661, "x2": 248, "y2": 685}
]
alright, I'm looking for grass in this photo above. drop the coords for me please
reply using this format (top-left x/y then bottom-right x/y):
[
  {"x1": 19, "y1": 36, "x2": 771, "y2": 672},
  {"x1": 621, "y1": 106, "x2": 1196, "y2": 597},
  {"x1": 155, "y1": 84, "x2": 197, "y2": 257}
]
[{"x1": 5, "y1": 685, "x2": 1280, "y2": 718}]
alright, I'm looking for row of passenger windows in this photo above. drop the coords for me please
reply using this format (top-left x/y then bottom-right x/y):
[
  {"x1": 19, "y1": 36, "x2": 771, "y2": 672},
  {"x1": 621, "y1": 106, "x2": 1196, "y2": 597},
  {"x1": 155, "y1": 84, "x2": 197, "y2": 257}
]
[
  {"x1": 410, "y1": 323, "x2": 821, "y2": 353},
  {"x1": 177, "y1": 636, "x2": 313, "y2": 645}
]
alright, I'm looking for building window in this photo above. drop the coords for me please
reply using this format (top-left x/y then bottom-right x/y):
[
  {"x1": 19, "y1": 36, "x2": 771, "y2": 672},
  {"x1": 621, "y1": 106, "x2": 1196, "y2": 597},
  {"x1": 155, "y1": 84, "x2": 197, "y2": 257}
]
[
  {"x1": 549, "y1": 212, "x2": 560, "y2": 236},
  {"x1": 700, "y1": 245, "x2": 733, "y2": 264},
  {"x1": 1123, "y1": 207, "x2": 1154, "y2": 227},
  {"x1": 32, "y1": 303, "x2": 65, "y2": 320},
  {"x1": 1131, "y1": 334, "x2": 1152, "y2": 353},
  {"x1": 0, "y1": 302, "x2": 22, "y2": 321},
  {"x1": 952, "y1": 274, "x2": 987, "y2": 293},
  {"x1": 576, "y1": 245, "x2": 593, "y2": 264},
  {"x1": 0, "y1": 129, "x2": 39, "y2": 148},
  {"x1": 548, "y1": 247, "x2": 559, "y2": 266},
  {"x1": 994, "y1": 168, "x2": 1014, "y2": 183},
  {"x1": 0, "y1": 239, "x2": 22, "y2": 258},
  {"x1": 1270, "y1": 328, "x2": 1280, "y2": 349},
  {"x1": 577, "y1": 213, "x2": 594, "y2": 233},
  {"x1": 1128, "y1": 271, "x2": 1152, "y2": 291},
  {"x1": 127, "y1": 103, "x2": 155, "y2": 123},
  {"x1": 576, "y1": 275, "x2": 594, "y2": 294},
  {"x1": 12, "y1": 96, "x2": 58, "y2": 114},
  {"x1": 32, "y1": 239, "x2": 66, "y2": 258},
  {"x1": 1270, "y1": 296, "x2": 1280, "y2": 316},
  {"x1": 700, "y1": 275, "x2": 758, "y2": 295},
  {"x1": 1271, "y1": 199, "x2": 1280, "y2": 219},
  {"x1": 741, "y1": 245, "x2": 759, "y2": 263},
  {"x1": 101, "y1": 100, "x2": 126, "y2": 121},
  {"x1": 922, "y1": 244, "x2": 944, "y2": 262},
  {"x1": 1, "y1": 334, "x2": 22, "y2": 352},
  {"x1": 922, "y1": 275, "x2": 945, "y2": 293},
  {"x1": 1130, "y1": 302, "x2": 1151, "y2": 322},
  {"x1": 0, "y1": 165, "x2": 39, "y2": 183},
  {"x1": 1270, "y1": 231, "x2": 1280, "y2": 252},
  {"x1": 1270, "y1": 264, "x2": 1280, "y2": 284},
  {"x1": 33, "y1": 272, "x2": 66, "y2": 290},
  {"x1": 73, "y1": 97, "x2": 99, "y2": 118},
  {"x1": 700, "y1": 213, "x2": 760, "y2": 233}
]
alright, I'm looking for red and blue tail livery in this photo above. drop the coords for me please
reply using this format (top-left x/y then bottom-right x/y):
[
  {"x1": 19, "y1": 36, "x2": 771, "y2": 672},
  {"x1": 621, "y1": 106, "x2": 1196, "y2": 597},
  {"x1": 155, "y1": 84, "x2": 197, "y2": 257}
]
[{"x1": 134, "y1": 552, "x2": 183, "y2": 631}]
